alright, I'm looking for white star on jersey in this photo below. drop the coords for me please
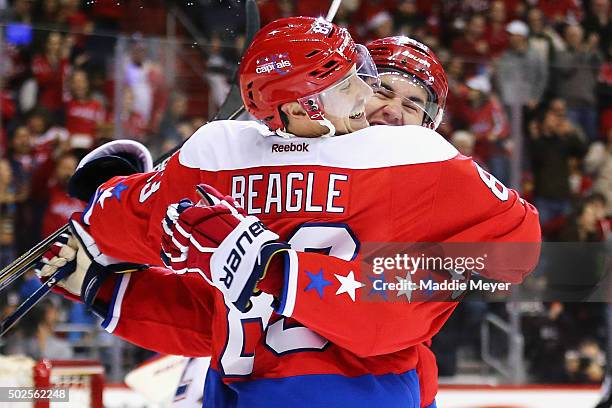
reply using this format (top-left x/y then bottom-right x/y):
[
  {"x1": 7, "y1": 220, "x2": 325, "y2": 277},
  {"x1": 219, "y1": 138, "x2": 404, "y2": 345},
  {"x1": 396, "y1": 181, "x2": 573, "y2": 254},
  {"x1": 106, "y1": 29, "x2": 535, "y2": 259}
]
[
  {"x1": 97, "y1": 187, "x2": 114, "y2": 209},
  {"x1": 334, "y1": 271, "x2": 364, "y2": 302},
  {"x1": 396, "y1": 273, "x2": 413, "y2": 302}
]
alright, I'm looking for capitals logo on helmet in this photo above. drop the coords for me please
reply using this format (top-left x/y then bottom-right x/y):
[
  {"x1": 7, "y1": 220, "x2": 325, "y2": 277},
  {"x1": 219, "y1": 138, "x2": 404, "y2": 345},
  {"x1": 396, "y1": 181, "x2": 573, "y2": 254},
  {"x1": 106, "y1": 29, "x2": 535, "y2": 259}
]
[
  {"x1": 367, "y1": 36, "x2": 448, "y2": 130},
  {"x1": 239, "y1": 17, "x2": 359, "y2": 132}
]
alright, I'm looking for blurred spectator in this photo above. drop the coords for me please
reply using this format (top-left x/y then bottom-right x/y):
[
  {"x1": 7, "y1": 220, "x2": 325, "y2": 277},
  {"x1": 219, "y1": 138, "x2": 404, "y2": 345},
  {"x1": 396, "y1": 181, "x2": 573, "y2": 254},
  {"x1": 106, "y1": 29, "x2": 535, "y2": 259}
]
[
  {"x1": 30, "y1": 152, "x2": 83, "y2": 238},
  {"x1": 366, "y1": 11, "x2": 395, "y2": 42},
  {"x1": 393, "y1": 0, "x2": 426, "y2": 38},
  {"x1": 33, "y1": 0, "x2": 61, "y2": 27},
  {"x1": 456, "y1": 75, "x2": 511, "y2": 183},
  {"x1": 451, "y1": 14, "x2": 490, "y2": 76},
  {"x1": 0, "y1": 292, "x2": 20, "y2": 355},
  {"x1": 157, "y1": 92, "x2": 188, "y2": 150},
  {"x1": 495, "y1": 20, "x2": 548, "y2": 112},
  {"x1": 6, "y1": 125, "x2": 35, "y2": 190},
  {"x1": 18, "y1": 268, "x2": 40, "y2": 300},
  {"x1": 583, "y1": 0, "x2": 611, "y2": 54},
  {"x1": 331, "y1": 0, "x2": 362, "y2": 39},
  {"x1": 554, "y1": 23, "x2": 603, "y2": 142},
  {"x1": 26, "y1": 108, "x2": 69, "y2": 167},
  {"x1": 568, "y1": 156, "x2": 592, "y2": 197},
  {"x1": 599, "y1": 43, "x2": 612, "y2": 135},
  {"x1": 4, "y1": 299, "x2": 73, "y2": 360},
  {"x1": 525, "y1": 302, "x2": 574, "y2": 383},
  {"x1": 0, "y1": 158, "x2": 17, "y2": 267},
  {"x1": 64, "y1": 69, "x2": 105, "y2": 149},
  {"x1": 123, "y1": 37, "x2": 167, "y2": 133},
  {"x1": 160, "y1": 121, "x2": 195, "y2": 155},
  {"x1": 565, "y1": 339, "x2": 606, "y2": 383},
  {"x1": 6, "y1": 124, "x2": 36, "y2": 252},
  {"x1": 527, "y1": 7, "x2": 564, "y2": 73},
  {"x1": 3, "y1": 0, "x2": 33, "y2": 23},
  {"x1": 450, "y1": 130, "x2": 486, "y2": 165},
  {"x1": 205, "y1": 33, "x2": 233, "y2": 115},
  {"x1": 66, "y1": 302, "x2": 95, "y2": 344},
  {"x1": 259, "y1": 0, "x2": 296, "y2": 25},
  {"x1": 438, "y1": 55, "x2": 467, "y2": 136},
  {"x1": 485, "y1": 0, "x2": 510, "y2": 58},
  {"x1": 558, "y1": 194, "x2": 608, "y2": 241},
  {"x1": 113, "y1": 87, "x2": 146, "y2": 141},
  {"x1": 528, "y1": 99, "x2": 587, "y2": 225},
  {"x1": 31, "y1": 31, "x2": 70, "y2": 118},
  {"x1": 355, "y1": 0, "x2": 397, "y2": 28},
  {"x1": 537, "y1": 0, "x2": 583, "y2": 26},
  {"x1": 584, "y1": 126, "x2": 612, "y2": 215},
  {"x1": 0, "y1": 77, "x2": 16, "y2": 155},
  {"x1": 57, "y1": 0, "x2": 92, "y2": 52},
  {"x1": 0, "y1": 292, "x2": 18, "y2": 324}
]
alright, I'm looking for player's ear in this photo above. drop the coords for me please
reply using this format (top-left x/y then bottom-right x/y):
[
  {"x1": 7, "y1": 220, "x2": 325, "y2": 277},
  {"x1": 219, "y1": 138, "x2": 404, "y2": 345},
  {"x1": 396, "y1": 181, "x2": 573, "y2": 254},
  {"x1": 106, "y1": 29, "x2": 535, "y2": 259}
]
[{"x1": 280, "y1": 102, "x2": 308, "y2": 121}]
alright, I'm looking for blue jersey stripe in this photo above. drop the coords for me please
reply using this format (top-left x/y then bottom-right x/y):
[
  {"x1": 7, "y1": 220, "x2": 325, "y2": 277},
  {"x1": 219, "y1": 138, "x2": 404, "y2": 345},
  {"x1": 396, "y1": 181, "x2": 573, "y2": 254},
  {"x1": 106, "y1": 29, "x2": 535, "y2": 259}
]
[{"x1": 203, "y1": 367, "x2": 421, "y2": 408}]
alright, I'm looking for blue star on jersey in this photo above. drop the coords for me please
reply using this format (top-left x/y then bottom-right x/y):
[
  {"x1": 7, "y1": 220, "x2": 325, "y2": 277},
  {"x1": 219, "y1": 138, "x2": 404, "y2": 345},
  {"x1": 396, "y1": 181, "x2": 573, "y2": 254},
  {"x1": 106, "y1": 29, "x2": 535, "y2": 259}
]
[
  {"x1": 422, "y1": 274, "x2": 435, "y2": 299},
  {"x1": 111, "y1": 182, "x2": 128, "y2": 201},
  {"x1": 368, "y1": 274, "x2": 388, "y2": 301},
  {"x1": 304, "y1": 269, "x2": 332, "y2": 299}
]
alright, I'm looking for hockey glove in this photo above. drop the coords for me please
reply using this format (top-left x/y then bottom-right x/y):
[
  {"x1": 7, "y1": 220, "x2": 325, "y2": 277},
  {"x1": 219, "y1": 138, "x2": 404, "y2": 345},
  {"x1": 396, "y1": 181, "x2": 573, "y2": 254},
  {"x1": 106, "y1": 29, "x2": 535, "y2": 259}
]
[
  {"x1": 37, "y1": 215, "x2": 146, "y2": 312},
  {"x1": 69, "y1": 139, "x2": 153, "y2": 202},
  {"x1": 161, "y1": 184, "x2": 290, "y2": 312}
]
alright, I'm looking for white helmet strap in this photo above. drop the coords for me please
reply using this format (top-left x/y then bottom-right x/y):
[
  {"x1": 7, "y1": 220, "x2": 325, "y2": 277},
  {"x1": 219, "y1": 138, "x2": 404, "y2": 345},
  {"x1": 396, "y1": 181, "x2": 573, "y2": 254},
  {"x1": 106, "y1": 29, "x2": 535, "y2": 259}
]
[
  {"x1": 274, "y1": 114, "x2": 336, "y2": 138},
  {"x1": 316, "y1": 116, "x2": 336, "y2": 137}
]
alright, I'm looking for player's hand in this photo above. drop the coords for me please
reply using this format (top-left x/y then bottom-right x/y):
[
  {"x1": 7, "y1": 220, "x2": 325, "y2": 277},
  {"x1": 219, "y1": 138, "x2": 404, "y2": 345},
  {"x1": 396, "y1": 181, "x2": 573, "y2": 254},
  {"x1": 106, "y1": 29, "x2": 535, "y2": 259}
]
[
  {"x1": 36, "y1": 214, "x2": 146, "y2": 309},
  {"x1": 161, "y1": 184, "x2": 290, "y2": 312},
  {"x1": 36, "y1": 232, "x2": 84, "y2": 301}
]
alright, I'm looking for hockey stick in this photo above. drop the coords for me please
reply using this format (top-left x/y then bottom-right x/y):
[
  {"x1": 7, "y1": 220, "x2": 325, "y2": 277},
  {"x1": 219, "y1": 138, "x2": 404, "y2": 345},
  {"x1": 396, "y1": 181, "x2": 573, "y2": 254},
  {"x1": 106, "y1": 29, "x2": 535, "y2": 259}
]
[
  {"x1": 0, "y1": 0, "x2": 260, "y2": 336},
  {"x1": 326, "y1": 0, "x2": 343, "y2": 22},
  {"x1": 0, "y1": 259, "x2": 76, "y2": 336}
]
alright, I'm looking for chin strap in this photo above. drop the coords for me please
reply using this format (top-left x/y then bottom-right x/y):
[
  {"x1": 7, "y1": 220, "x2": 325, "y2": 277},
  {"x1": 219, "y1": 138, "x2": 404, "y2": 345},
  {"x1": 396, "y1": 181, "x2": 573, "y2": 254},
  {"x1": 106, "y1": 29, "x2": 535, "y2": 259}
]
[
  {"x1": 275, "y1": 128, "x2": 294, "y2": 138},
  {"x1": 274, "y1": 115, "x2": 337, "y2": 138},
  {"x1": 316, "y1": 117, "x2": 336, "y2": 137}
]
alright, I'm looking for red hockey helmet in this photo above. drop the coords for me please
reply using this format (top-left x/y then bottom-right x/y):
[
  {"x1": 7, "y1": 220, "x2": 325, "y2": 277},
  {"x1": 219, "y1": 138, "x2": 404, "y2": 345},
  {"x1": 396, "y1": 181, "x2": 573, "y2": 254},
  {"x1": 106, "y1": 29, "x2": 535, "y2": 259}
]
[
  {"x1": 367, "y1": 36, "x2": 448, "y2": 129},
  {"x1": 239, "y1": 17, "x2": 378, "y2": 135}
]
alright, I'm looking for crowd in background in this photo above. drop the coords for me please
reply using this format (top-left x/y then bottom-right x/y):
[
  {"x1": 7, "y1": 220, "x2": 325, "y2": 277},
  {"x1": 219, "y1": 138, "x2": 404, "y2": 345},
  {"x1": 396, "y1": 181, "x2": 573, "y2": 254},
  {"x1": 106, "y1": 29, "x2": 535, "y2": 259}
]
[{"x1": 0, "y1": 0, "x2": 609, "y2": 384}]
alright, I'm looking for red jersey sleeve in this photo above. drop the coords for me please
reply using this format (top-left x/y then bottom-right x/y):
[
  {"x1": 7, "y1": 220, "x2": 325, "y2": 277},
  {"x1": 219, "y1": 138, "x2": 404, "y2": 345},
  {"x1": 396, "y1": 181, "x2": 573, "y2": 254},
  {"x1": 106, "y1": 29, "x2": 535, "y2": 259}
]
[
  {"x1": 96, "y1": 267, "x2": 214, "y2": 357},
  {"x1": 269, "y1": 154, "x2": 540, "y2": 358},
  {"x1": 82, "y1": 153, "x2": 202, "y2": 264},
  {"x1": 425, "y1": 155, "x2": 541, "y2": 283},
  {"x1": 273, "y1": 250, "x2": 456, "y2": 358}
]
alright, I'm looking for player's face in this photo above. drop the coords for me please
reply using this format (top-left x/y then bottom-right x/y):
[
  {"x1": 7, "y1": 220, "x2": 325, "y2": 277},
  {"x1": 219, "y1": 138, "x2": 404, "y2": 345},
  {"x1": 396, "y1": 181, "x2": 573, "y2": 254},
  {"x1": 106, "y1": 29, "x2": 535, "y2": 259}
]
[
  {"x1": 300, "y1": 67, "x2": 374, "y2": 136},
  {"x1": 323, "y1": 73, "x2": 373, "y2": 134},
  {"x1": 365, "y1": 72, "x2": 429, "y2": 126}
]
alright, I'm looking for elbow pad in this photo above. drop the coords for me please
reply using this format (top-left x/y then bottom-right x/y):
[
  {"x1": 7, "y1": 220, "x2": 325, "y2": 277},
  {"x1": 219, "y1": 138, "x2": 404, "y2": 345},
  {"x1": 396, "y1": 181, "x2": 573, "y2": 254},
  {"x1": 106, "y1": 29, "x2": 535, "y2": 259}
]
[{"x1": 69, "y1": 140, "x2": 153, "y2": 202}]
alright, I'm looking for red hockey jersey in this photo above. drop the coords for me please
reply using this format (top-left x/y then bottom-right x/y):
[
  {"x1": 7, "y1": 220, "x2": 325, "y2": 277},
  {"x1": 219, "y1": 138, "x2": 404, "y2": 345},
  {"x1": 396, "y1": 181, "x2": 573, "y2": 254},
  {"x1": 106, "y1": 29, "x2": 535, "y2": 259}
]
[{"x1": 85, "y1": 121, "x2": 540, "y2": 408}]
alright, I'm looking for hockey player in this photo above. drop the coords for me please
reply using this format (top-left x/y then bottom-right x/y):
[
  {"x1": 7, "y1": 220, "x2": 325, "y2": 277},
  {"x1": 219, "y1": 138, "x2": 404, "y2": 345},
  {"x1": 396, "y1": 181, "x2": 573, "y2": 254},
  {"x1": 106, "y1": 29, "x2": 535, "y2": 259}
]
[
  {"x1": 166, "y1": 36, "x2": 451, "y2": 408},
  {"x1": 39, "y1": 17, "x2": 540, "y2": 408},
  {"x1": 364, "y1": 35, "x2": 452, "y2": 407}
]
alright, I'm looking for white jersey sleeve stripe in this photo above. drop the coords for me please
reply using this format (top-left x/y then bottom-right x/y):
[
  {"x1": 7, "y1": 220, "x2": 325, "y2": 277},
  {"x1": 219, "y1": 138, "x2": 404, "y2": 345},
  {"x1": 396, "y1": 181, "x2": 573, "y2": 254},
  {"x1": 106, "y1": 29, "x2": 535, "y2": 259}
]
[
  {"x1": 102, "y1": 273, "x2": 131, "y2": 333},
  {"x1": 277, "y1": 250, "x2": 299, "y2": 317}
]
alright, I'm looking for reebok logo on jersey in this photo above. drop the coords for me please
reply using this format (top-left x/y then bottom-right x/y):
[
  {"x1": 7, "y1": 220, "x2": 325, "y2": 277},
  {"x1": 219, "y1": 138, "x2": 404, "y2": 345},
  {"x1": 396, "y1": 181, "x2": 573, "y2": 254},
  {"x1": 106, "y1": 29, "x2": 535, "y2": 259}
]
[{"x1": 271, "y1": 142, "x2": 310, "y2": 153}]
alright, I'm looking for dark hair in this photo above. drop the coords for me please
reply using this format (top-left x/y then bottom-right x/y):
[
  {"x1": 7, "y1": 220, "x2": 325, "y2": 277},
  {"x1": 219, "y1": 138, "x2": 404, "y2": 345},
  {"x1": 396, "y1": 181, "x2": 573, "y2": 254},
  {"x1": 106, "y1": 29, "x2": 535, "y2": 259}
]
[
  {"x1": 585, "y1": 192, "x2": 606, "y2": 206},
  {"x1": 278, "y1": 107, "x2": 289, "y2": 130}
]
